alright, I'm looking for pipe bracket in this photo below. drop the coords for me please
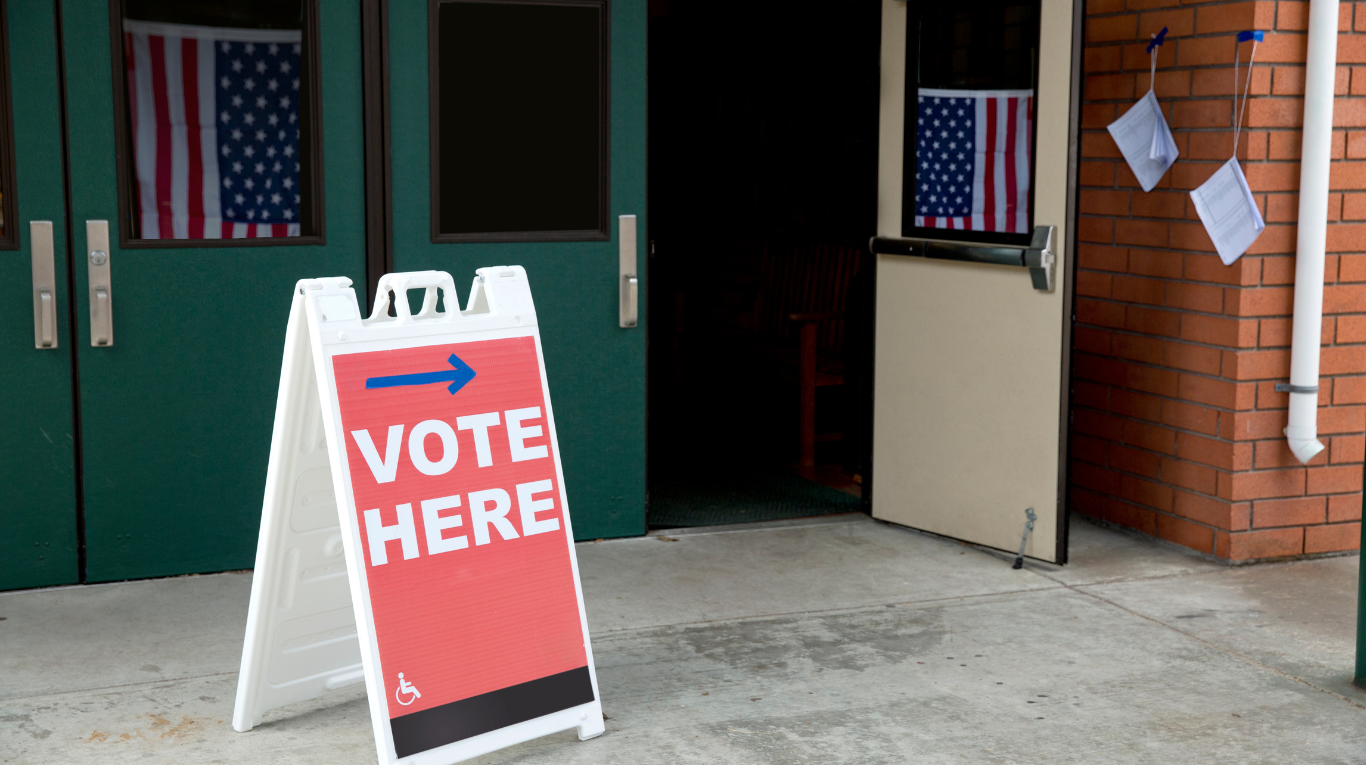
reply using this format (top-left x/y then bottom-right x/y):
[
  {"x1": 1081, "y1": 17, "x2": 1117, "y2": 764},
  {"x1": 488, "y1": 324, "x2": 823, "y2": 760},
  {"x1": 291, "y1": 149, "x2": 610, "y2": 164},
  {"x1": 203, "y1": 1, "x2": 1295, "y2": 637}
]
[{"x1": 1275, "y1": 382, "x2": 1319, "y2": 394}]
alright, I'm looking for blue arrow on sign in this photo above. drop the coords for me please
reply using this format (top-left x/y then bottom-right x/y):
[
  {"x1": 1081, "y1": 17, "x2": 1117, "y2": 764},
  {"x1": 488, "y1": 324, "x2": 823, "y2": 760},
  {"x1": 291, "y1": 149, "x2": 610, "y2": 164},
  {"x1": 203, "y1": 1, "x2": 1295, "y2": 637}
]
[{"x1": 365, "y1": 353, "x2": 477, "y2": 395}]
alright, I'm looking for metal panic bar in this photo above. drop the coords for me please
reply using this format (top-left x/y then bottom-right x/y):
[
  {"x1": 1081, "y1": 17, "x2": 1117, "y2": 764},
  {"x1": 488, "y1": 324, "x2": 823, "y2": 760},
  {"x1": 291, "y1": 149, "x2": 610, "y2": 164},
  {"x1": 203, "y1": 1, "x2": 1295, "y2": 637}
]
[{"x1": 869, "y1": 225, "x2": 1056, "y2": 291}]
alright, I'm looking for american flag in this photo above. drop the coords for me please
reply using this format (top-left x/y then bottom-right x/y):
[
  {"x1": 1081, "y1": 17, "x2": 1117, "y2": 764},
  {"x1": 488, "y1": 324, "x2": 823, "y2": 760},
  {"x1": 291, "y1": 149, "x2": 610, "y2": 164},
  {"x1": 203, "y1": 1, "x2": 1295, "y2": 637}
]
[
  {"x1": 124, "y1": 20, "x2": 303, "y2": 240},
  {"x1": 913, "y1": 88, "x2": 1033, "y2": 234}
]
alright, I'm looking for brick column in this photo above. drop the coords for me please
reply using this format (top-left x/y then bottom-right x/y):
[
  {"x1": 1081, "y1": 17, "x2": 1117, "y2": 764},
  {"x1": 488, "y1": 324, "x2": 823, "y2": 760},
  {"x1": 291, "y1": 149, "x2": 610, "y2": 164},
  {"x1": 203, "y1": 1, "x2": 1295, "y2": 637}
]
[{"x1": 1072, "y1": 0, "x2": 1364, "y2": 560}]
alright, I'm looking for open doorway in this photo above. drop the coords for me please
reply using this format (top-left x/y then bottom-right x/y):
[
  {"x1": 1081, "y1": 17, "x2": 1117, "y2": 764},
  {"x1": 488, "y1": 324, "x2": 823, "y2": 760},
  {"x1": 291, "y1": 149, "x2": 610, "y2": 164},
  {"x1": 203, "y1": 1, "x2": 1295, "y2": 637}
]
[{"x1": 646, "y1": 0, "x2": 883, "y2": 528}]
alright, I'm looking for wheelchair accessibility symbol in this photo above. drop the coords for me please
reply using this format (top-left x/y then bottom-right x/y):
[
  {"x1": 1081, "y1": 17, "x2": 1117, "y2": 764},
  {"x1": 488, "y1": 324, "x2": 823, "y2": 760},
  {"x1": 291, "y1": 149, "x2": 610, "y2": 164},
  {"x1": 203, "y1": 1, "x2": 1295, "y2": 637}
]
[{"x1": 395, "y1": 672, "x2": 421, "y2": 706}]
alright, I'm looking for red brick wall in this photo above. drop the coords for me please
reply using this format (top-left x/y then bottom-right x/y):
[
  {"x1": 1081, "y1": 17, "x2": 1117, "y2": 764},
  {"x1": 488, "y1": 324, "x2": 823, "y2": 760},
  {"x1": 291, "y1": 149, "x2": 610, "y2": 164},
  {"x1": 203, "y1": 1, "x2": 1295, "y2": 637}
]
[{"x1": 1072, "y1": 0, "x2": 1366, "y2": 559}]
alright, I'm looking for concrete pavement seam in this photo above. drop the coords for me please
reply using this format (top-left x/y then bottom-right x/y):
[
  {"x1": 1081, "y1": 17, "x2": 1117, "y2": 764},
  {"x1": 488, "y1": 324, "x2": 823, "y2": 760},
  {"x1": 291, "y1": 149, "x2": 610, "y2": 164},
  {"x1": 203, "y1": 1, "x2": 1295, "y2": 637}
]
[
  {"x1": 592, "y1": 584, "x2": 1068, "y2": 638},
  {"x1": 0, "y1": 670, "x2": 240, "y2": 704},
  {"x1": 600, "y1": 515, "x2": 870, "y2": 543},
  {"x1": 1032, "y1": 575, "x2": 1366, "y2": 712}
]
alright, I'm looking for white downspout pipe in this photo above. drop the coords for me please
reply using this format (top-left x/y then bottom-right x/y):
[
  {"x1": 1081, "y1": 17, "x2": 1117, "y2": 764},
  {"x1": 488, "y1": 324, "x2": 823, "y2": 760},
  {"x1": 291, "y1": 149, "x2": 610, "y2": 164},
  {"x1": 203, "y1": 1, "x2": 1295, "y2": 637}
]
[{"x1": 1286, "y1": 0, "x2": 1339, "y2": 464}]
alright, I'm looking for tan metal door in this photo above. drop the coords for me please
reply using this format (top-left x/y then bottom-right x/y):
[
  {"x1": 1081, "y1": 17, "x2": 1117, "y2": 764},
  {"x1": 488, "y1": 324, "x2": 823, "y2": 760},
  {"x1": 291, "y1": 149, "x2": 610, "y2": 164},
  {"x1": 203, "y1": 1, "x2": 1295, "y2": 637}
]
[{"x1": 872, "y1": 0, "x2": 1079, "y2": 563}]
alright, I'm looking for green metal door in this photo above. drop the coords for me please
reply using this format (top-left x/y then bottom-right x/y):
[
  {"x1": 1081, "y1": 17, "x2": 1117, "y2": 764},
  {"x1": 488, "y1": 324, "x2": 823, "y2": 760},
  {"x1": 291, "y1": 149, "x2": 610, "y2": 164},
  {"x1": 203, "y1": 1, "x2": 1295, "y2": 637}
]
[
  {"x1": 0, "y1": 0, "x2": 78, "y2": 591},
  {"x1": 59, "y1": 0, "x2": 367, "y2": 582},
  {"x1": 386, "y1": 0, "x2": 647, "y2": 539}
]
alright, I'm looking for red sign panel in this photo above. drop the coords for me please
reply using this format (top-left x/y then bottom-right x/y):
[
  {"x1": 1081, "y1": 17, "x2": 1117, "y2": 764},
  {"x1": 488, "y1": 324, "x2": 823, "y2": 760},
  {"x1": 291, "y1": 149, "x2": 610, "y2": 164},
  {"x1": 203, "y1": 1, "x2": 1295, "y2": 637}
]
[{"x1": 331, "y1": 335, "x2": 592, "y2": 757}]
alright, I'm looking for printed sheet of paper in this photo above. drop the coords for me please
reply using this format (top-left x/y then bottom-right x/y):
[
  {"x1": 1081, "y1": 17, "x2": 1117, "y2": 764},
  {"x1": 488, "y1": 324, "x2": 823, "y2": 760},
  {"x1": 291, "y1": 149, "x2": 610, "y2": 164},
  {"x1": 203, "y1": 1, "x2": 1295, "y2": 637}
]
[
  {"x1": 1190, "y1": 157, "x2": 1264, "y2": 265},
  {"x1": 1107, "y1": 90, "x2": 1179, "y2": 192}
]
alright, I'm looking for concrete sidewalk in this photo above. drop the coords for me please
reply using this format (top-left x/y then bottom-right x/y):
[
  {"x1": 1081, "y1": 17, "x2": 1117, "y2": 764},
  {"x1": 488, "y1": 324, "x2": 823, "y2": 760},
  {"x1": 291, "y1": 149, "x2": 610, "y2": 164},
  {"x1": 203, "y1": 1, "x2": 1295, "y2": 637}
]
[{"x1": 1, "y1": 513, "x2": 1363, "y2": 763}]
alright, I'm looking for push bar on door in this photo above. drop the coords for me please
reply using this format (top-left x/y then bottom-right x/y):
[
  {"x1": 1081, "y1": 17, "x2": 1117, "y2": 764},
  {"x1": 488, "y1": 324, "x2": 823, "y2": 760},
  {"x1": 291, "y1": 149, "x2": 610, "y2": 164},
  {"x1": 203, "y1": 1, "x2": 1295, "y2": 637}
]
[{"x1": 869, "y1": 225, "x2": 1055, "y2": 292}]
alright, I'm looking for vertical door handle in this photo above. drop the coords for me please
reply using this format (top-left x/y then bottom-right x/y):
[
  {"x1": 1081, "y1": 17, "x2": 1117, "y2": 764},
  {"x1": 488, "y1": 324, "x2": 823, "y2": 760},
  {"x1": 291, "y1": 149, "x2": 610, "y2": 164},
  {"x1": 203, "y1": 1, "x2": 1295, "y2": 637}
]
[
  {"x1": 39, "y1": 290, "x2": 54, "y2": 345},
  {"x1": 621, "y1": 274, "x2": 638, "y2": 327},
  {"x1": 86, "y1": 219, "x2": 112, "y2": 347},
  {"x1": 619, "y1": 214, "x2": 638, "y2": 328},
  {"x1": 30, "y1": 221, "x2": 57, "y2": 349}
]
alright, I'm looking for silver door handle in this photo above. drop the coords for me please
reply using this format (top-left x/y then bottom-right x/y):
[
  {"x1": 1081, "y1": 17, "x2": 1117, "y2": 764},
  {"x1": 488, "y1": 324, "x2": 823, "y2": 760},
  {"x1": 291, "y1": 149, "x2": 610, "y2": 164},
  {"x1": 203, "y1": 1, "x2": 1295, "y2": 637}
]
[
  {"x1": 621, "y1": 274, "x2": 638, "y2": 327},
  {"x1": 619, "y1": 214, "x2": 639, "y2": 328},
  {"x1": 39, "y1": 291, "x2": 54, "y2": 346},
  {"x1": 93, "y1": 288, "x2": 110, "y2": 345},
  {"x1": 30, "y1": 221, "x2": 57, "y2": 349},
  {"x1": 87, "y1": 220, "x2": 112, "y2": 346}
]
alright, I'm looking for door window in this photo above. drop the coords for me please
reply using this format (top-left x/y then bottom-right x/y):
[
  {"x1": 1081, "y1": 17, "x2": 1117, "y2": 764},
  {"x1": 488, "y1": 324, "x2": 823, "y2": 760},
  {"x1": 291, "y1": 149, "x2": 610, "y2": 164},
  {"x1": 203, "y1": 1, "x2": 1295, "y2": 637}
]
[
  {"x1": 113, "y1": 0, "x2": 321, "y2": 243},
  {"x1": 902, "y1": 0, "x2": 1040, "y2": 245},
  {"x1": 430, "y1": 0, "x2": 608, "y2": 241}
]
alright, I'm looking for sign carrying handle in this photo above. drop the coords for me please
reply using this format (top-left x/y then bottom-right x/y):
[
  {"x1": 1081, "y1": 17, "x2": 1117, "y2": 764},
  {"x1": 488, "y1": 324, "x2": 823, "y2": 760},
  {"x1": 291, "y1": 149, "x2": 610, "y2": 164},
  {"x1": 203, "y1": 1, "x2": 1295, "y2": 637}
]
[
  {"x1": 1232, "y1": 30, "x2": 1264, "y2": 160},
  {"x1": 368, "y1": 270, "x2": 461, "y2": 325},
  {"x1": 1147, "y1": 26, "x2": 1167, "y2": 93}
]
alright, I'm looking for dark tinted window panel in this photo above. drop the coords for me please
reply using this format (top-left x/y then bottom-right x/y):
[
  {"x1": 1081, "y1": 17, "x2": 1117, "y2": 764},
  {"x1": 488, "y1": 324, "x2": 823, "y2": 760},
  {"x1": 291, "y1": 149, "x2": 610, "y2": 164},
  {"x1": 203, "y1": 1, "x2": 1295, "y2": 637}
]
[
  {"x1": 115, "y1": 0, "x2": 321, "y2": 244},
  {"x1": 434, "y1": 0, "x2": 608, "y2": 240},
  {"x1": 901, "y1": 0, "x2": 1040, "y2": 246}
]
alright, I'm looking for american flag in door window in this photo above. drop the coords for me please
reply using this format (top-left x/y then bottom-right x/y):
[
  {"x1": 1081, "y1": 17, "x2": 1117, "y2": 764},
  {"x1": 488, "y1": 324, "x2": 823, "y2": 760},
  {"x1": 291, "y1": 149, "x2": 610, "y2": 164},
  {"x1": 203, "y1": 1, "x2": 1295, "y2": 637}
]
[
  {"x1": 914, "y1": 89, "x2": 1033, "y2": 234},
  {"x1": 124, "y1": 20, "x2": 304, "y2": 240}
]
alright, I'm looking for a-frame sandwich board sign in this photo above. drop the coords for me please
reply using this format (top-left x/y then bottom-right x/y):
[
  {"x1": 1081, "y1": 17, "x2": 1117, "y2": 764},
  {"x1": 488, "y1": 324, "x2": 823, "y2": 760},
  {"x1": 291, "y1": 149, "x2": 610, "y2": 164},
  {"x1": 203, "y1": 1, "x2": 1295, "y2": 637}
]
[{"x1": 232, "y1": 268, "x2": 605, "y2": 764}]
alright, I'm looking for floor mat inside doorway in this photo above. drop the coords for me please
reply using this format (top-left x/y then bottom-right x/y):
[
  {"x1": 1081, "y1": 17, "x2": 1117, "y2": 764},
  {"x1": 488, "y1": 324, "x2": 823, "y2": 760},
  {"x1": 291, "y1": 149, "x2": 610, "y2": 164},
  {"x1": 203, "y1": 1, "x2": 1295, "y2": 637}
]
[{"x1": 648, "y1": 466, "x2": 862, "y2": 528}]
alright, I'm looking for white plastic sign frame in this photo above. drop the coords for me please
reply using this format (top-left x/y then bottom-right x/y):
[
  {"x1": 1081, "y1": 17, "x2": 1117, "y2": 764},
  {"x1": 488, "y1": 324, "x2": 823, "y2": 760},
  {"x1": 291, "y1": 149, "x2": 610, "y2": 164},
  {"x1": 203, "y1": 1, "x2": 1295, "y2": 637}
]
[{"x1": 232, "y1": 268, "x2": 604, "y2": 765}]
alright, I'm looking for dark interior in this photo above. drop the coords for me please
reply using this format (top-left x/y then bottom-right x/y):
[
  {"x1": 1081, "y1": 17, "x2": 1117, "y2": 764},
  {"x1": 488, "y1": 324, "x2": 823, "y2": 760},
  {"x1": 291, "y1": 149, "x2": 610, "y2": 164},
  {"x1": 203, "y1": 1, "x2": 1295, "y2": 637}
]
[{"x1": 645, "y1": 0, "x2": 883, "y2": 527}]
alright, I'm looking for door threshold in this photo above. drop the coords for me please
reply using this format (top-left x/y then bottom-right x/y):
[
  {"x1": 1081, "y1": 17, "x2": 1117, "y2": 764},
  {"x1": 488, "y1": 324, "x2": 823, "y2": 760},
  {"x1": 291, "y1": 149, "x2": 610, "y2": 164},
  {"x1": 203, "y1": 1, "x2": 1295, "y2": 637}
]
[{"x1": 640, "y1": 511, "x2": 870, "y2": 540}]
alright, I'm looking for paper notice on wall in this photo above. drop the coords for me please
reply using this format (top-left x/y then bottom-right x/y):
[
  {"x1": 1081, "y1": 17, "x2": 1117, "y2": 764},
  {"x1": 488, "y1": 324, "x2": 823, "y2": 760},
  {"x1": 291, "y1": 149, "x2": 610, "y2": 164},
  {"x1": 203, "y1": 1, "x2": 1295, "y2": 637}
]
[
  {"x1": 1189, "y1": 157, "x2": 1264, "y2": 265},
  {"x1": 1107, "y1": 91, "x2": 1179, "y2": 192},
  {"x1": 1151, "y1": 111, "x2": 1178, "y2": 165}
]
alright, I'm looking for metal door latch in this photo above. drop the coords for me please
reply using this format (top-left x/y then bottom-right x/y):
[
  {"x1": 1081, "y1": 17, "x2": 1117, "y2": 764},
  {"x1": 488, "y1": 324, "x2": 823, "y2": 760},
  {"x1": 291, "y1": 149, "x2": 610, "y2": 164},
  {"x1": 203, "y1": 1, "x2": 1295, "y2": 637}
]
[
  {"x1": 1012, "y1": 507, "x2": 1037, "y2": 569},
  {"x1": 30, "y1": 221, "x2": 57, "y2": 349},
  {"x1": 619, "y1": 214, "x2": 638, "y2": 328},
  {"x1": 1024, "y1": 226, "x2": 1055, "y2": 292},
  {"x1": 87, "y1": 220, "x2": 112, "y2": 347}
]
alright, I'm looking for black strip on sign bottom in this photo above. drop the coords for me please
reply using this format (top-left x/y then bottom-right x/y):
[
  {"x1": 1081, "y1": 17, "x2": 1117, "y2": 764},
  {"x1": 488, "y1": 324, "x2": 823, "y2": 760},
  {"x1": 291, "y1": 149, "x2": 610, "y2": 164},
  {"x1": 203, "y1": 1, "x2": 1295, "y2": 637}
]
[{"x1": 390, "y1": 666, "x2": 594, "y2": 758}]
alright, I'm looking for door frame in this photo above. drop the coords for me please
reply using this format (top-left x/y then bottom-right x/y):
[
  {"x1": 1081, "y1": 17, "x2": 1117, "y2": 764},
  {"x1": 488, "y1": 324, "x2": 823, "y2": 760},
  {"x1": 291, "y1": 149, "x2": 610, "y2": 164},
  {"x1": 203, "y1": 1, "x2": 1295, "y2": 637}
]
[
  {"x1": 361, "y1": 0, "x2": 392, "y2": 310},
  {"x1": 1054, "y1": 0, "x2": 1084, "y2": 563}
]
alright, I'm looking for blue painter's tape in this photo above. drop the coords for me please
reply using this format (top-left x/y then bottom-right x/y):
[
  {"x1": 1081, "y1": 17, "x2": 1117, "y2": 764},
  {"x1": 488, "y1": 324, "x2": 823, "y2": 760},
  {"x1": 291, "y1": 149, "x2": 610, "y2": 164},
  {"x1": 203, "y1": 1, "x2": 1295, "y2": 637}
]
[
  {"x1": 1146, "y1": 26, "x2": 1168, "y2": 53},
  {"x1": 1237, "y1": 30, "x2": 1265, "y2": 42}
]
